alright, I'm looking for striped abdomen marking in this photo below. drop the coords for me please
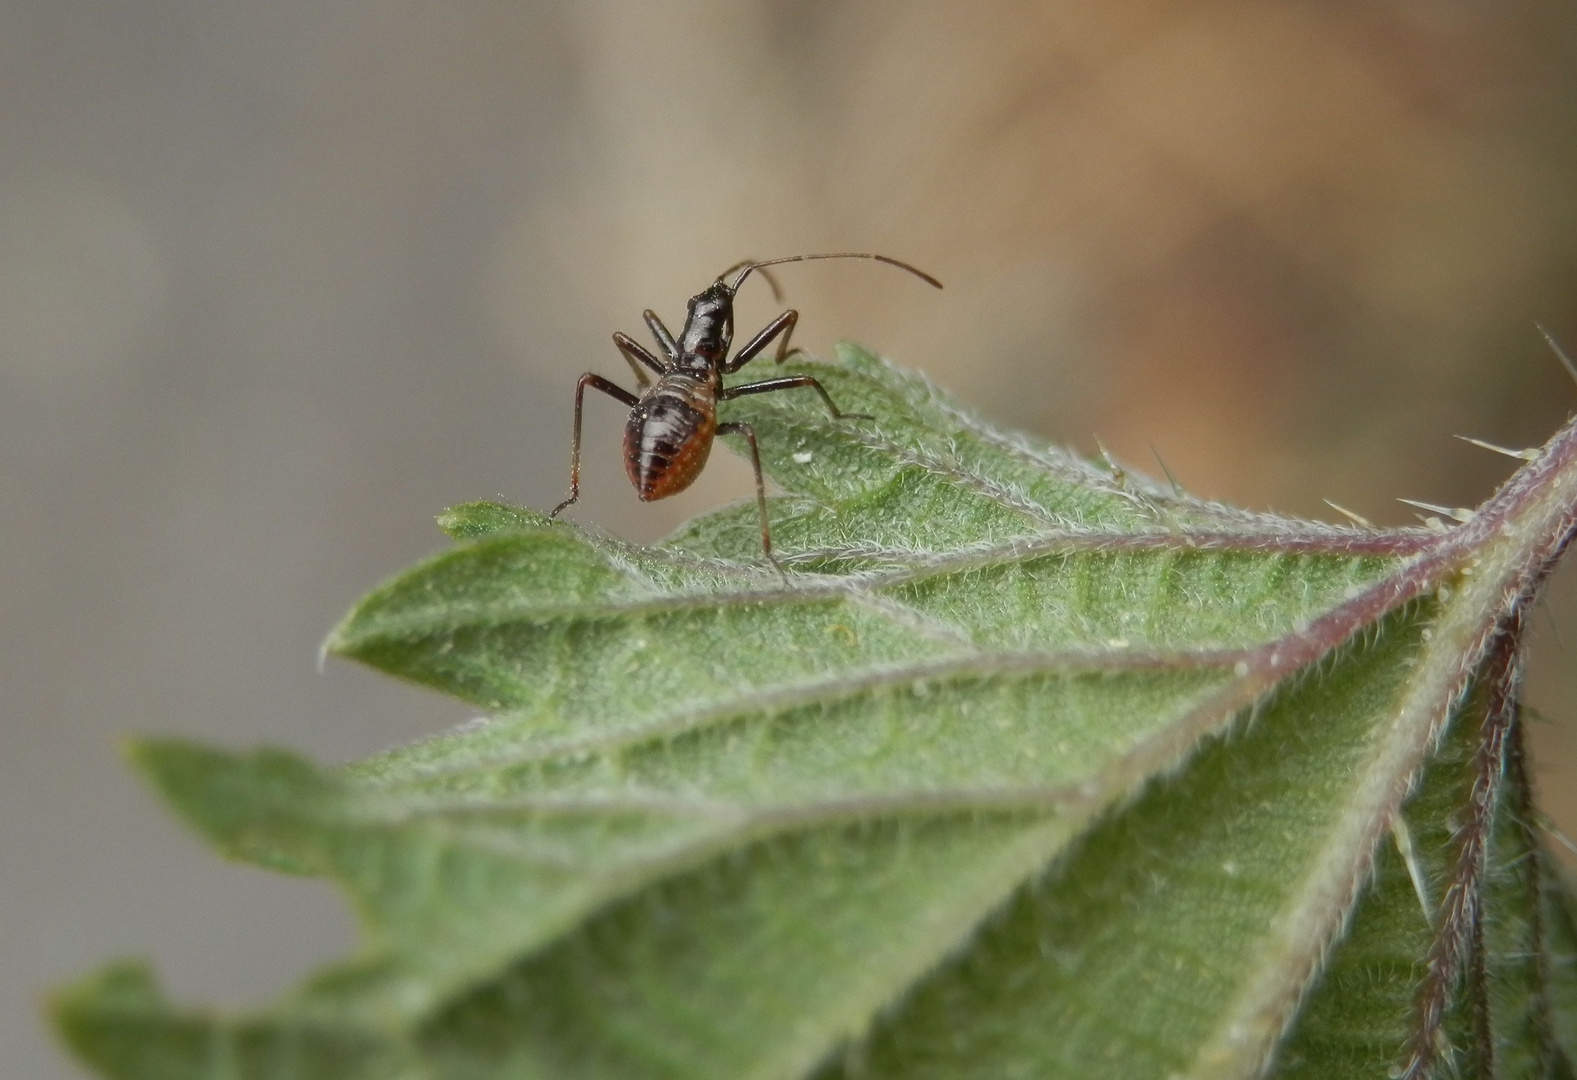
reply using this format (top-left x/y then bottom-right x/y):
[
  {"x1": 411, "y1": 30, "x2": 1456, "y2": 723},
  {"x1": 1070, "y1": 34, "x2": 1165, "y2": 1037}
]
[{"x1": 624, "y1": 380, "x2": 717, "y2": 501}]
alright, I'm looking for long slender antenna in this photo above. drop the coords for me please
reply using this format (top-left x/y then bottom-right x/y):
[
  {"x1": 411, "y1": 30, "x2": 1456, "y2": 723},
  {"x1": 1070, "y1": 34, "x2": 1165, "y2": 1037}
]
[
  {"x1": 727, "y1": 252, "x2": 943, "y2": 294},
  {"x1": 715, "y1": 259, "x2": 785, "y2": 302}
]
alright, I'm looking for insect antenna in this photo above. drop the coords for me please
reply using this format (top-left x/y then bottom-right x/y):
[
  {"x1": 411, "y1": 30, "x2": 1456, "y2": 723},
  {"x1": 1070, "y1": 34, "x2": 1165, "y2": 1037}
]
[
  {"x1": 727, "y1": 252, "x2": 943, "y2": 294},
  {"x1": 716, "y1": 259, "x2": 786, "y2": 302}
]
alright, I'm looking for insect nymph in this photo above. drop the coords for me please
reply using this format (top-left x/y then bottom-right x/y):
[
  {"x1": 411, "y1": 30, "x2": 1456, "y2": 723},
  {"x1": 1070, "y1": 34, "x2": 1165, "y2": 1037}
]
[{"x1": 549, "y1": 252, "x2": 942, "y2": 565}]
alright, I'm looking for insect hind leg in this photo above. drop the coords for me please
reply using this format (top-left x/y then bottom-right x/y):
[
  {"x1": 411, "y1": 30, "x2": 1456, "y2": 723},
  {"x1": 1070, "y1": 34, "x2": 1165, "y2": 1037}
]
[{"x1": 551, "y1": 373, "x2": 641, "y2": 518}]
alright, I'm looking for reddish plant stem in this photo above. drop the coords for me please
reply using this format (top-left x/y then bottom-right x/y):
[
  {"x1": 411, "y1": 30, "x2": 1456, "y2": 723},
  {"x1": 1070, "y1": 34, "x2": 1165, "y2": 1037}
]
[
  {"x1": 1505, "y1": 704, "x2": 1560, "y2": 1076},
  {"x1": 1469, "y1": 893, "x2": 1493, "y2": 1080},
  {"x1": 1396, "y1": 613, "x2": 1522, "y2": 1080}
]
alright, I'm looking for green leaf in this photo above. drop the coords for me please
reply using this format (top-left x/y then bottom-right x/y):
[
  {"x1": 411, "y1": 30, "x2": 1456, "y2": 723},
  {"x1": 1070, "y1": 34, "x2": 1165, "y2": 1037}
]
[{"x1": 55, "y1": 344, "x2": 1577, "y2": 1079}]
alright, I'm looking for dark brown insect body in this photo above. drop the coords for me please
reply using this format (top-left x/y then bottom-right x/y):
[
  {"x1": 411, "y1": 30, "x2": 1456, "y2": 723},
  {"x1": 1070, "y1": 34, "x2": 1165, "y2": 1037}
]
[{"x1": 549, "y1": 253, "x2": 942, "y2": 566}]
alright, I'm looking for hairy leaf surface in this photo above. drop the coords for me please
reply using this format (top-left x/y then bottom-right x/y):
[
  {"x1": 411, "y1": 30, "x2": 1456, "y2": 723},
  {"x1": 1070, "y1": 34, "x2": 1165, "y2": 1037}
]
[{"x1": 55, "y1": 345, "x2": 1577, "y2": 1079}]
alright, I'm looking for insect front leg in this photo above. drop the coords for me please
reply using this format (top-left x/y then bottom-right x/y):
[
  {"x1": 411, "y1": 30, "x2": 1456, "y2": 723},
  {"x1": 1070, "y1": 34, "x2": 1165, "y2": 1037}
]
[
  {"x1": 724, "y1": 309, "x2": 802, "y2": 373},
  {"x1": 722, "y1": 375, "x2": 873, "y2": 421},
  {"x1": 716, "y1": 420, "x2": 783, "y2": 574},
  {"x1": 550, "y1": 373, "x2": 641, "y2": 518},
  {"x1": 612, "y1": 333, "x2": 665, "y2": 389},
  {"x1": 642, "y1": 309, "x2": 679, "y2": 359}
]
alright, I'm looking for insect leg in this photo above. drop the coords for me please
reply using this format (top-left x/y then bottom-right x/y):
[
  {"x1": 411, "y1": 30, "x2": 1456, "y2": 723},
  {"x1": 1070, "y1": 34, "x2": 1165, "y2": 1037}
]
[
  {"x1": 722, "y1": 375, "x2": 872, "y2": 421},
  {"x1": 725, "y1": 309, "x2": 801, "y2": 372},
  {"x1": 612, "y1": 332, "x2": 665, "y2": 388},
  {"x1": 716, "y1": 420, "x2": 782, "y2": 572},
  {"x1": 550, "y1": 373, "x2": 641, "y2": 518},
  {"x1": 642, "y1": 310, "x2": 679, "y2": 359}
]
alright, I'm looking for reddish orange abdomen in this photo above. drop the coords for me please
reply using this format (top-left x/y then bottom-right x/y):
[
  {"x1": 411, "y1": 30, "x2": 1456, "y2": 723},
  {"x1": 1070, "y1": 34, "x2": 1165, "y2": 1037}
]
[{"x1": 624, "y1": 383, "x2": 716, "y2": 501}]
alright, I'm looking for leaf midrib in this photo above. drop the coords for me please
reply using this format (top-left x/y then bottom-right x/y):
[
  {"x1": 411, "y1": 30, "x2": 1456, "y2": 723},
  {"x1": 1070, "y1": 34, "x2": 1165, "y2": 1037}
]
[
  {"x1": 354, "y1": 646, "x2": 1266, "y2": 785},
  {"x1": 1185, "y1": 409, "x2": 1577, "y2": 1080}
]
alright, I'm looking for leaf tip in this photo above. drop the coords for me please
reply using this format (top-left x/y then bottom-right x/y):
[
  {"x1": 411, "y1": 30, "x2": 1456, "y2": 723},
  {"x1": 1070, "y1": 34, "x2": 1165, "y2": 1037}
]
[
  {"x1": 436, "y1": 499, "x2": 552, "y2": 540},
  {"x1": 320, "y1": 618, "x2": 354, "y2": 663},
  {"x1": 125, "y1": 738, "x2": 332, "y2": 875},
  {"x1": 51, "y1": 957, "x2": 165, "y2": 1016},
  {"x1": 322, "y1": 594, "x2": 387, "y2": 664},
  {"x1": 49, "y1": 959, "x2": 179, "y2": 1080}
]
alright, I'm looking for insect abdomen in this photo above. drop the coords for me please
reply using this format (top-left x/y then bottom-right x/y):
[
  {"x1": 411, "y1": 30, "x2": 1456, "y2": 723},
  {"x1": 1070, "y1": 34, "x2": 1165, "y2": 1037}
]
[{"x1": 624, "y1": 384, "x2": 716, "y2": 501}]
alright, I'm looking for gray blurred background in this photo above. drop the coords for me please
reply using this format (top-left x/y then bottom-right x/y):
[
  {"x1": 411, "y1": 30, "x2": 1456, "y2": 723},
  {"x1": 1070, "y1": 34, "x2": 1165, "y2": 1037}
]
[{"x1": 5, "y1": 2, "x2": 1577, "y2": 1075}]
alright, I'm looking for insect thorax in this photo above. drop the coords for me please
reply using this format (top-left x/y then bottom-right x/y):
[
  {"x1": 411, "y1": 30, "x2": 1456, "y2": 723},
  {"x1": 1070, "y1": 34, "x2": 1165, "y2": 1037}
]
[{"x1": 679, "y1": 285, "x2": 734, "y2": 361}]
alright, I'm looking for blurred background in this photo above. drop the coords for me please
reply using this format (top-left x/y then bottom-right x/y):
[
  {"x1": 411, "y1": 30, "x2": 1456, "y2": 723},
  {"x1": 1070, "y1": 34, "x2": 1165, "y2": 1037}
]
[{"x1": 4, "y1": 2, "x2": 1577, "y2": 1075}]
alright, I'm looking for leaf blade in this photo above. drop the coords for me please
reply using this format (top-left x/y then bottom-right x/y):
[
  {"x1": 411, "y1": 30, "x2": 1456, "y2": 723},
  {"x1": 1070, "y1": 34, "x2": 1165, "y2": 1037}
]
[{"x1": 57, "y1": 346, "x2": 1577, "y2": 1080}]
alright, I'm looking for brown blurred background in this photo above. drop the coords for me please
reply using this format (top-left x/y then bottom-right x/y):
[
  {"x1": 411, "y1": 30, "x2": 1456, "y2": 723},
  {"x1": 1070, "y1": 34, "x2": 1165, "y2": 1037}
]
[{"x1": 5, "y1": 2, "x2": 1577, "y2": 1075}]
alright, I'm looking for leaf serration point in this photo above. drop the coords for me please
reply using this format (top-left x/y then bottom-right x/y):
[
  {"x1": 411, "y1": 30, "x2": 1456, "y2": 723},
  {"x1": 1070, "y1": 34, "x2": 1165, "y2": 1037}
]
[
  {"x1": 1455, "y1": 434, "x2": 1539, "y2": 462},
  {"x1": 1398, "y1": 498, "x2": 1474, "y2": 524},
  {"x1": 1323, "y1": 499, "x2": 1375, "y2": 528}
]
